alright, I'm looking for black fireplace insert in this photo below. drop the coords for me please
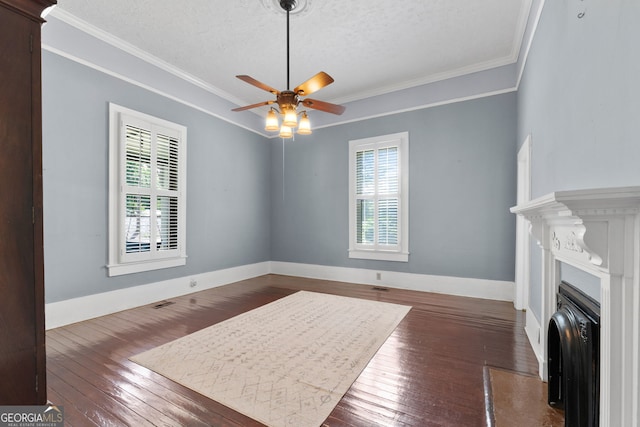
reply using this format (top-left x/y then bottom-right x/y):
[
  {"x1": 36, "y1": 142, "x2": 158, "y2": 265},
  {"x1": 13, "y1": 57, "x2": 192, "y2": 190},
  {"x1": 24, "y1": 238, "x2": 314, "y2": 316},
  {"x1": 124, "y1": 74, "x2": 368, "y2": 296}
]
[{"x1": 548, "y1": 280, "x2": 600, "y2": 427}]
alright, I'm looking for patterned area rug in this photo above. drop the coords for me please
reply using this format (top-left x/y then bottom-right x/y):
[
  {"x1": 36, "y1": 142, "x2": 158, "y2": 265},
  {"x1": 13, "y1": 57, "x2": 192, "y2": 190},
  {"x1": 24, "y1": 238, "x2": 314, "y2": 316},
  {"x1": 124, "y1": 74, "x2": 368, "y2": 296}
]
[{"x1": 131, "y1": 291, "x2": 411, "y2": 427}]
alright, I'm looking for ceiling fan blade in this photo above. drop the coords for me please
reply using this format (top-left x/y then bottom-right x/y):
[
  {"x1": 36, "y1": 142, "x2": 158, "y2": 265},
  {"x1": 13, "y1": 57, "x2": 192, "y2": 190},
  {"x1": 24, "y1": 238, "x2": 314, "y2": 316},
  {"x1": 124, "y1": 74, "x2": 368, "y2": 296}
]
[
  {"x1": 301, "y1": 98, "x2": 345, "y2": 115},
  {"x1": 294, "y1": 71, "x2": 334, "y2": 96},
  {"x1": 231, "y1": 100, "x2": 274, "y2": 112},
  {"x1": 236, "y1": 75, "x2": 279, "y2": 95}
]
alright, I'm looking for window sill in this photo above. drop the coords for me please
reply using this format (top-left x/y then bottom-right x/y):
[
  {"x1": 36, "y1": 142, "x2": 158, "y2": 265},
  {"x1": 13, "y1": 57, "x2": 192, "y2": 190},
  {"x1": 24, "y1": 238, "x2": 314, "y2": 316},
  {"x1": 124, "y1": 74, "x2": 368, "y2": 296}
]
[
  {"x1": 348, "y1": 249, "x2": 409, "y2": 262},
  {"x1": 107, "y1": 256, "x2": 187, "y2": 277}
]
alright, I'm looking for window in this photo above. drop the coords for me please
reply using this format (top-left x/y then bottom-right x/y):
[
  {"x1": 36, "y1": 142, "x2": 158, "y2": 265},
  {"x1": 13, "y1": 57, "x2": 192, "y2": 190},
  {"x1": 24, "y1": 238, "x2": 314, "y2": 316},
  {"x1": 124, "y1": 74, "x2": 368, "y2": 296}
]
[
  {"x1": 108, "y1": 103, "x2": 187, "y2": 276},
  {"x1": 349, "y1": 132, "x2": 409, "y2": 262}
]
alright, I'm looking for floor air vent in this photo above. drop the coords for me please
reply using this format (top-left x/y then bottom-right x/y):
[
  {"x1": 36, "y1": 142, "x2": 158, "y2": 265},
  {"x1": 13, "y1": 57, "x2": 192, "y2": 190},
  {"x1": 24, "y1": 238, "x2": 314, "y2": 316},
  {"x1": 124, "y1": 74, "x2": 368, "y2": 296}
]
[{"x1": 153, "y1": 301, "x2": 175, "y2": 309}]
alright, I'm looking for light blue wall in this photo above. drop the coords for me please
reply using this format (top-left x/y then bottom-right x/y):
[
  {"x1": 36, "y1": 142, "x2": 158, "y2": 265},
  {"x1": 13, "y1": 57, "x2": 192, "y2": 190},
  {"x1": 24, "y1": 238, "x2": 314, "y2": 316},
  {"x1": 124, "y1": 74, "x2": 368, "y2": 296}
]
[
  {"x1": 271, "y1": 93, "x2": 518, "y2": 282},
  {"x1": 518, "y1": 0, "x2": 640, "y2": 196},
  {"x1": 42, "y1": 19, "x2": 527, "y2": 304},
  {"x1": 42, "y1": 50, "x2": 518, "y2": 305},
  {"x1": 517, "y1": 1, "x2": 640, "y2": 319},
  {"x1": 42, "y1": 52, "x2": 271, "y2": 303},
  {"x1": 43, "y1": 1, "x2": 640, "y2": 308}
]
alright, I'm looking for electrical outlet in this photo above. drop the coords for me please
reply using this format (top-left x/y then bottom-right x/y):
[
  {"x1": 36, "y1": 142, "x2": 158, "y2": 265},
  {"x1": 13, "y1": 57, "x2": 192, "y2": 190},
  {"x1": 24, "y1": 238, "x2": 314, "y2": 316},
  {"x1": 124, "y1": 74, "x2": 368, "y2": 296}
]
[
  {"x1": 190, "y1": 279, "x2": 197, "y2": 288},
  {"x1": 376, "y1": 272, "x2": 382, "y2": 280}
]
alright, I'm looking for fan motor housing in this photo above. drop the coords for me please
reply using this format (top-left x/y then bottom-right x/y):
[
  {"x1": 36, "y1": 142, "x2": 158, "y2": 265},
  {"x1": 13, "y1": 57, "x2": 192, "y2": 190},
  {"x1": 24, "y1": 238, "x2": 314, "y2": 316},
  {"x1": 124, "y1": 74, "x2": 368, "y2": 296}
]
[{"x1": 277, "y1": 90, "x2": 298, "y2": 109}]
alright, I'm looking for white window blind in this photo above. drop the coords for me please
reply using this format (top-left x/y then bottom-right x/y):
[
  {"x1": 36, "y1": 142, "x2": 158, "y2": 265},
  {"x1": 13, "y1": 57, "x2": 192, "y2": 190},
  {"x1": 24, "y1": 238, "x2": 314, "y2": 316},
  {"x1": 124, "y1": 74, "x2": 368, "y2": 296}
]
[
  {"x1": 108, "y1": 104, "x2": 187, "y2": 276},
  {"x1": 349, "y1": 132, "x2": 408, "y2": 262}
]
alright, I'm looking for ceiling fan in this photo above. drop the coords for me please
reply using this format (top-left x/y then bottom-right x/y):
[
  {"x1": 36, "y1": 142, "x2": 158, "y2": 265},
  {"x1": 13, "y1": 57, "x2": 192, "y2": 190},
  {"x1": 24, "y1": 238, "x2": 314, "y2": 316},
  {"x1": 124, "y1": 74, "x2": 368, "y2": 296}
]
[{"x1": 231, "y1": 0, "x2": 345, "y2": 137}]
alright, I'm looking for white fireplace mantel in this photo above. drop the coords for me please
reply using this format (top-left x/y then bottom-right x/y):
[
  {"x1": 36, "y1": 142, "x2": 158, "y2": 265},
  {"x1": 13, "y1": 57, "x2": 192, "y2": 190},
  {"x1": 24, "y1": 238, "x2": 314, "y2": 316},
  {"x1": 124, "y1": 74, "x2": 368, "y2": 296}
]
[{"x1": 511, "y1": 186, "x2": 640, "y2": 427}]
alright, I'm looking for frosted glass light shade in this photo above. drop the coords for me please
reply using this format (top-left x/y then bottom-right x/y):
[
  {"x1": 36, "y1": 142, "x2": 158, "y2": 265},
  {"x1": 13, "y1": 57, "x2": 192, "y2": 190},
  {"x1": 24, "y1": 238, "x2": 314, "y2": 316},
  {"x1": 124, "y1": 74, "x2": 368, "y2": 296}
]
[
  {"x1": 297, "y1": 112, "x2": 312, "y2": 135},
  {"x1": 265, "y1": 109, "x2": 279, "y2": 131},
  {"x1": 279, "y1": 125, "x2": 293, "y2": 138},
  {"x1": 282, "y1": 107, "x2": 298, "y2": 127}
]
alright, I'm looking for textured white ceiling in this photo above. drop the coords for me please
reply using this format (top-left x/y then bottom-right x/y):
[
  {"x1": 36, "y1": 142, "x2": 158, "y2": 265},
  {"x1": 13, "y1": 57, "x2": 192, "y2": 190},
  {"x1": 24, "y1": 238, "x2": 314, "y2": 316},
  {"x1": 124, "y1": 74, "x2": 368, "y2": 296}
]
[{"x1": 54, "y1": 0, "x2": 532, "y2": 112}]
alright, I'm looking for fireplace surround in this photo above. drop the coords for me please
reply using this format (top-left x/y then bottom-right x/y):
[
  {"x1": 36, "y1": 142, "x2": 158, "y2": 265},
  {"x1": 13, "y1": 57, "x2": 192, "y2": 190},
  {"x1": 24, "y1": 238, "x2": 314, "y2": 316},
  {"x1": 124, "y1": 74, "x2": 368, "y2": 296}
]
[{"x1": 511, "y1": 186, "x2": 640, "y2": 427}]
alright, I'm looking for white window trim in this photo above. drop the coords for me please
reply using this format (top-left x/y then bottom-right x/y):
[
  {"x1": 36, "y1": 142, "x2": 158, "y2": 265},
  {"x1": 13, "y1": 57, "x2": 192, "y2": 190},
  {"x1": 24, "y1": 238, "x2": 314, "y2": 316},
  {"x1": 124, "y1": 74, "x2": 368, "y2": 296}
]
[
  {"x1": 107, "y1": 103, "x2": 187, "y2": 276},
  {"x1": 348, "y1": 131, "x2": 409, "y2": 262}
]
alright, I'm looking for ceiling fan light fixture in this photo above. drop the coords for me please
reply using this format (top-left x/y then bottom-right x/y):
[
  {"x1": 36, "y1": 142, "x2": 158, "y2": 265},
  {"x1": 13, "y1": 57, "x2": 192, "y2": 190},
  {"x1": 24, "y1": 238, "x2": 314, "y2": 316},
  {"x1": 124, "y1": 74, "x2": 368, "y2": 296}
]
[
  {"x1": 265, "y1": 108, "x2": 280, "y2": 131},
  {"x1": 297, "y1": 112, "x2": 312, "y2": 135},
  {"x1": 279, "y1": 125, "x2": 293, "y2": 138},
  {"x1": 232, "y1": 0, "x2": 343, "y2": 139},
  {"x1": 282, "y1": 106, "x2": 298, "y2": 127}
]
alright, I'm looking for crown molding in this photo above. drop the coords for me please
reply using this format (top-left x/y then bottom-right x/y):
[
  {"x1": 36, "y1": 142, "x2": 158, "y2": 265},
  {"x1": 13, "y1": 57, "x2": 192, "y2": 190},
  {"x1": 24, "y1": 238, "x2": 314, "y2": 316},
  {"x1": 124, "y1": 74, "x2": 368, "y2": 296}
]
[
  {"x1": 41, "y1": 44, "x2": 270, "y2": 139},
  {"x1": 49, "y1": 8, "x2": 246, "y2": 108},
  {"x1": 311, "y1": 87, "x2": 517, "y2": 132},
  {"x1": 45, "y1": 3, "x2": 542, "y2": 135},
  {"x1": 331, "y1": 0, "x2": 533, "y2": 106},
  {"x1": 330, "y1": 56, "x2": 519, "y2": 106},
  {"x1": 516, "y1": 0, "x2": 546, "y2": 88}
]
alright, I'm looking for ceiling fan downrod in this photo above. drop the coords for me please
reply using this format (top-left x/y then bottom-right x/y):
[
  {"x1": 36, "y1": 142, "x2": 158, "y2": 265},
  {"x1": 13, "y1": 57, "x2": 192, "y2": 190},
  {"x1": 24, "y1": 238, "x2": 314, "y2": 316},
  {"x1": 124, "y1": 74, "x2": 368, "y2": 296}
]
[
  {"x1": 231, "y1": 0, "x2": 345, "y2": 118},
  {"x1": 280, "y1": 0, "x2": 297, "y2": 91}
]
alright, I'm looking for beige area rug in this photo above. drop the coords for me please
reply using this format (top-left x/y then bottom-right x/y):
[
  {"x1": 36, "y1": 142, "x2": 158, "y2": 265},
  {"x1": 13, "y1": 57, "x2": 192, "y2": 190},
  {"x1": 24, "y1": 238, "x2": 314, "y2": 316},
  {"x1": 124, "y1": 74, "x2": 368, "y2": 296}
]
[
  {"x1": 131, "y1": 291, "x2": 411, "y2": 427},
  {"x1": 485, "y1": 367, "x2": 564, "y2": 427}
]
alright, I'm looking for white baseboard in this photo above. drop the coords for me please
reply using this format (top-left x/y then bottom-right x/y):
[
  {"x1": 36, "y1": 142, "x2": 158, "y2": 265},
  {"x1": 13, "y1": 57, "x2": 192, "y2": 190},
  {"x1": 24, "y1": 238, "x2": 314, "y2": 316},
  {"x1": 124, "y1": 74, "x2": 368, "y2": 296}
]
[
  {"x1": 270, "y1": 261, "x2": 514, "y2": 301},
  {"x1": 45, "y1": 261, "x2": 270, "y2": 330},
  {"x1": 46, "y1": 261, "x2": 515, "y2": 330},
  {"x1": 524, "y1": 307, "x2": 545, "y2": 379}
]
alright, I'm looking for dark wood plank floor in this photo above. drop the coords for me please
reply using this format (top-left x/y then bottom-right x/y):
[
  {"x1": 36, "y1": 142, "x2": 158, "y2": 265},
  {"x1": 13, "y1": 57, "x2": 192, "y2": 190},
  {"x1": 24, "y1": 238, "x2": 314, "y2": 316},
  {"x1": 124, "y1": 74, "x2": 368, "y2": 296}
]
[{"x1": 46, "y1": 274, "x2": 539, "y2": 426}]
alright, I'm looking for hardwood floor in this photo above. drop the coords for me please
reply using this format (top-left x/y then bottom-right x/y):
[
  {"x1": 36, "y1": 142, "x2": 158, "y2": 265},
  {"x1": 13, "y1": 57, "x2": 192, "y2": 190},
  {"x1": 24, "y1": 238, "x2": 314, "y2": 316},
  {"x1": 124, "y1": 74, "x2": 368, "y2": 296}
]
[{"x1": 46, "y1": 274, "x2": 539, "y2": 426}]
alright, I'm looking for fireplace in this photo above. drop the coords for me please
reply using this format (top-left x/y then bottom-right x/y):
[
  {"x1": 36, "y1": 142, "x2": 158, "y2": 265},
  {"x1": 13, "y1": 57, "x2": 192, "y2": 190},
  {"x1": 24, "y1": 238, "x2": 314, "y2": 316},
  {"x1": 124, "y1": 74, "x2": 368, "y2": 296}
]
[
  {"x1": 548, "y1": 281, "x2": 600, "y2": 426},
  {"x1": 510, "y1": 186, "x2": 640, "y2": 427}
]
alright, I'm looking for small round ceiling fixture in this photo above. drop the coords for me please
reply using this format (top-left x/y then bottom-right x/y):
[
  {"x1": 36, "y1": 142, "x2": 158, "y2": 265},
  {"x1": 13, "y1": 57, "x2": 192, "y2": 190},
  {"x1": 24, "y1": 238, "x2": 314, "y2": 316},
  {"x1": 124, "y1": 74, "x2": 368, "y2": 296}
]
[{"x1": 260, "y1": 0, "x2": 312, "y2": 17}]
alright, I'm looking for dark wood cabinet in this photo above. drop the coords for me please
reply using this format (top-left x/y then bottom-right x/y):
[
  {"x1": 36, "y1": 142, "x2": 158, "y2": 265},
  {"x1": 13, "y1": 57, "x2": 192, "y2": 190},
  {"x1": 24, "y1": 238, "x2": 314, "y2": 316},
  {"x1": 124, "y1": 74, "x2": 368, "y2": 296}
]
[{"x1": 0, "y1": 0, "x2": 55, "y2": 405}]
